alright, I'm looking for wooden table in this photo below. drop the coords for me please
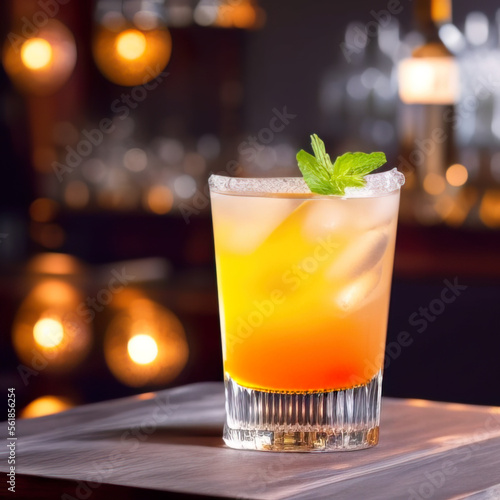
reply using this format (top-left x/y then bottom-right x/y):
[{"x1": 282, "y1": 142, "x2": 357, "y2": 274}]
[{"x1": 2, "y1": 382, "x2": 500, "y2": 499}]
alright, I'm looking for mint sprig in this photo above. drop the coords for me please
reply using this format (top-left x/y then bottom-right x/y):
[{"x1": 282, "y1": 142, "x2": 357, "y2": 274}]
[{"x1": 296, "y1": 134, "x2": 386, "y2": 196}]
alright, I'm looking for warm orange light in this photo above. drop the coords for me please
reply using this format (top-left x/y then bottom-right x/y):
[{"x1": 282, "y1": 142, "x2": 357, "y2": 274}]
[
  {"x1": 64, "y1": 181, "x2": 90, "y2": 209},
  {"x1": 2, "y1": 20, "x2": 77, "y2": 95},
  {"x1": 93, "y1": 25, "x2": 171, "y2": 86},
  {"x1": 12, "y1": 280, "x2": 92, "y2": 372},
  {"x1": 232, "y1": 3, "x2": 257, "y2": 28},
  {"x1": 27, "y1": 253, "x2": 84, "y2": 277},
  {"x1": 21, "y1": 38, "x2": 53, "y2": 70},
  {"x1": 407, "y1": 399, "x2": 432, "y2": 408},
  {"x1": 446, "y1": 164, "x2": 468, "y2": 187},
  {"x1": 433, "y1": 193, "x2": 472, "y2": 227},
  {"x1": 33, "y1": 317, "x2": 64, "y2": 348},
  {"x1": 29, "y1": 198, "x2": 59, "y2": 223},
  {"x1": 214, "y1": 0, "x2": 264, "y2": 29},
  {"x1": 423, "y1": 173, "x2": 446, "y2": 195},
  {"x1": 127, "y1": 334, "x2": 159, "y2": 364},
  {"x1": 398, "y1": 57, "x2": 458, "y2": 105},
  {"x1": 445, "y1": 403, "x2": 473, "y2": 412},
  {"x1": 431, "y1": 0, "x2": 452, "y2": 25},
  {"x1": 115, "y1": 29, "x2": 147, "y2": 60},
  {"x1": 145, "y1": 185, "x2": 173, "y2": 214},
  {"x1": 104, "y1": 299, "x2": 189, "y2": 387},
  {"x1": 136, "y1": 392, "x2": 155, "y2": 400},
  {"x1": 21, "y1": 396, "x2": 73, "y2": 419},
  {"x1": 29, "y1": 280, "x2": 81, "y2": 304},
  {"x1": 479, "y1": 190, "x2": 500, "y2": 228}
]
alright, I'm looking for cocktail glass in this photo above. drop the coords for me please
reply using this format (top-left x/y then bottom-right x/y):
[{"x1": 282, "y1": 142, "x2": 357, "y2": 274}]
[{"x1": 209, "y1": 168, "x2": 404, "y2": 452}]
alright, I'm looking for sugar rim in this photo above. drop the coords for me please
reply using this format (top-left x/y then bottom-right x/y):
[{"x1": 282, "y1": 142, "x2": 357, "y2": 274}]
[{"x1": 208, "y1": 168, "x2": 405, "y2": 198}]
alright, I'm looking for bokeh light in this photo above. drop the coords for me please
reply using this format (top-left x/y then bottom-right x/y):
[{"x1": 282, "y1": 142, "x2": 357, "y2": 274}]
[
  {"x1": 20, "y1": 38, "x2": 53, "y2": 70},
  {"x1": 216, "y1": 0, "x2": 258, "y2": 28},
  {"x1": 21, "y1": 396, "x2": 73, "y2": 419},
  {"x1": 174, "y1": 174, "x2": 197, "y2": 198},
  {"x1": 423, "y1": 173, "x2": 446, "y2": 195},
  {"x1": 12, "y1": 270, "x2": 92, "y2": 372},
  {"x1": 465, "y1": 11, "x2": 489, "y2": 46},
  {"x1": 124, "y1": 148, "x2": 148, "y2": 172},
  {"x1": 104, "y1": 298, "x2": 189, "y2": 387},
  {"x1": 29, "y1": 198, "x2": 59, "y2": 223},
  {"x1": 195, "y1": 0, "x2": 265, "y2": 29},
  {"x1": 144, "y1": 185, "x2": 174, "y2": 214},
  {"x1": 431, "y1": 0, "x2": 452, "y2": 25},
  {"x1": 27, "y1": 252, "x2": 84, "y2": 276},
  {"x1": 446, "y1": 164, "x2": 468, "y2": 187},
  {"x1": 93, "y1": 24, "x2": 172, "y2": 86},
  {"x1": 127, "y1": 334, "x2": 159, "y2": 365},
  {"x1": 479, "y1": 190, "x2": 500, "y2": 228},
  {"x1": 33, "y1": 317, "x2": 64, "y2": 348},
  {"x1": 157, "y1": 138, "x2": 184, "y2": 164},
  {"x1": 398, "y1": 56, "x2": 458, "y2": 105},
  {"x1": 2, "y1": 20, "x2": 77, "y2": 95},
  {"x1": 64, "y1": 181, "x2": 90, "y2": 209},
  {"x1": 166, "y1": 2, "x2": 193, "y2": 27},
  {"x1": 433, "y1": 189, "x2": 476, "y2": 227},
  {"x1": 115, "y1": 29, "x2": 147, "y2": 60}
]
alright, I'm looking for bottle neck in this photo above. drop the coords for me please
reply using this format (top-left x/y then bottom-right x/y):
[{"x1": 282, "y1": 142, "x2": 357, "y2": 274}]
[{"x1": 414, "y1": 0, "x2": 451, "y2": 42}]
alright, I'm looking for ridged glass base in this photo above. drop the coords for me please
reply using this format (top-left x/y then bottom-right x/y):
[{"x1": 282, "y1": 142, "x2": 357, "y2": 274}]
[{"x1": 223, "y1": 371, "x2": 382, "y2": 452}]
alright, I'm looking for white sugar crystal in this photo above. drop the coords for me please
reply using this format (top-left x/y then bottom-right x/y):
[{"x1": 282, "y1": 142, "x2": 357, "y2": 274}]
[
  {"x1": 209, "y1": 168, "x2": 405, "y2": 198},
  {"x1": 344, "y1": 169, "x2": 406, "y2": 198}
]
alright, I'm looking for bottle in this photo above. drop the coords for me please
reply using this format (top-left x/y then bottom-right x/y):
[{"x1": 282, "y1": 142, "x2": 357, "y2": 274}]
[{"x1": 397, "y1": 0, "x2": 458, "y2": 224}]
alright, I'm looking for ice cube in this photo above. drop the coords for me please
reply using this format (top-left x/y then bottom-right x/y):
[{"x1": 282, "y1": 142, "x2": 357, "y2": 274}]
[
  {"x1": 302, "y1": 200, "x2": 344, "y2": 241},
  {"x1": 327, "y1": 228, "x2": 389, "y2": 281},
  {"x1": 334, "y1": 264, "x2": 383, "y2": 313},
  {"x1": 356, "y1": 192, "x2": 400, "y2": 230},
  {"x1": 211, "y1": 193, "x2": 303, "y2": 254},
  {"x1": 301, "y1": 194, "x2": 399, "y2": 243}
]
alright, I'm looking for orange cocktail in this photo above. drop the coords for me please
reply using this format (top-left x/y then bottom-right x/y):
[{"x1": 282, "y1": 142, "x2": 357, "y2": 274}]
[{"x1": 209, "y1": 169, "x2": 404, "y2": 451}]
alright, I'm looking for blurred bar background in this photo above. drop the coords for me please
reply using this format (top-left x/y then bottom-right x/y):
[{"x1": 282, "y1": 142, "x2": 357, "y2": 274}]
[{"x1": 1, "y1": 0, "x2": 499, "y2": 419}]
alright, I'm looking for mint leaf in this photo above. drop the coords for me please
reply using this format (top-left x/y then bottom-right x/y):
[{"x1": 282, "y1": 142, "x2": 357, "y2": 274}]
[
  {"x1": 296, "y1": 134, "x2": 386, "y2": 196},
  {"x1": 296, "y1": 151, "x2": 333, "y2": 195},
  {"x1": 310, "y1": 135, "x2": 334, "y2": 173},
  {"x1": 333, "y1": 152, "x2": 386, "y2": 177}
]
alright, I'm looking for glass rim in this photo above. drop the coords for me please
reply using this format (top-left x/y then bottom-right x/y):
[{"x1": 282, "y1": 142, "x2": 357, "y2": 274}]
[{"x1": 208, "y1": 168, "x2": 405, "y2": 199}]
